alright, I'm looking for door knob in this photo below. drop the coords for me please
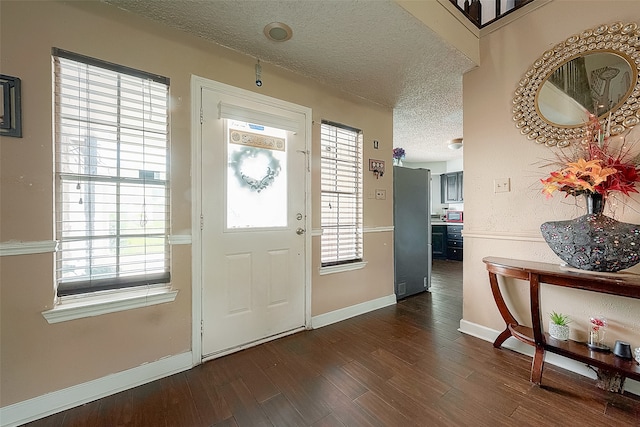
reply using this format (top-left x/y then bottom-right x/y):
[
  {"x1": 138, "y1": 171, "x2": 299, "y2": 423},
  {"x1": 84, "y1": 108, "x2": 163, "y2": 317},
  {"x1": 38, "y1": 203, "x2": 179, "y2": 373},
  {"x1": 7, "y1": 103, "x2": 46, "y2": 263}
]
[{"x1": 296, "y1": 227, "x2": 305, "y2": 235}]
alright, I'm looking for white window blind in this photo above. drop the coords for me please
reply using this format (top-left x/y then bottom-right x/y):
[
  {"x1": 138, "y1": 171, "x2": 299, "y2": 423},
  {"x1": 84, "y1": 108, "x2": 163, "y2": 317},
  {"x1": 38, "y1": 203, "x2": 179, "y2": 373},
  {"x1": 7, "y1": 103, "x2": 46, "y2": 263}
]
[
  {"x1": 53, "y1": 48, "x2": 170, "y2": 296},
  {"x1": 320, "y1": 121, "x2": 363, "y2": 266}
]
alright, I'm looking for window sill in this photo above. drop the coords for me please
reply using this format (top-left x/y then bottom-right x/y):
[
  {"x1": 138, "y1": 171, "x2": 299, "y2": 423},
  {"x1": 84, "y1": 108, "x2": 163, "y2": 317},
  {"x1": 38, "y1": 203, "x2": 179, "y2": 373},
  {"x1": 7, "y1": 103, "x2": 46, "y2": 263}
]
[
  {"x1": 42, "y1": 287, "x2": 178, "y2": 324},
  {"x1": 319, "y1": 261, "x2": 367, "y2": 275}
]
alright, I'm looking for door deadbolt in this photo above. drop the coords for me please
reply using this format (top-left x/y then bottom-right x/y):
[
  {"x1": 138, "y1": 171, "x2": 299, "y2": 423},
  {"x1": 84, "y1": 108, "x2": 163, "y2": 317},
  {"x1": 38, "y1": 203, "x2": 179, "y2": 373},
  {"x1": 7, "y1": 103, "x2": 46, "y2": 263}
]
[{"x1": 296, "y1": 213, "x2": 303, "y2": 220}]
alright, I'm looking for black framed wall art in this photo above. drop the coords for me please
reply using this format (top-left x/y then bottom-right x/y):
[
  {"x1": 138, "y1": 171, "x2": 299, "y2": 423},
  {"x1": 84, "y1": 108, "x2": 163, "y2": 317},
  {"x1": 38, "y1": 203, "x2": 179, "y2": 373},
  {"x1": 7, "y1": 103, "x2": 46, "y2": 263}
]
[{"x1": 0, "y1": 74, "x2": 22, "y2": 138}]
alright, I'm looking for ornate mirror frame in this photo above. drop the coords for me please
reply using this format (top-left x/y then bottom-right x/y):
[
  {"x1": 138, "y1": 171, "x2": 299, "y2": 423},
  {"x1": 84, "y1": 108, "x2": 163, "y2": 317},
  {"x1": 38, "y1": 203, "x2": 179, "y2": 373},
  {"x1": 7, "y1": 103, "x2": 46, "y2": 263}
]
[{"x1": 513, "y1": 22, "x2": 640, "y2": 148}]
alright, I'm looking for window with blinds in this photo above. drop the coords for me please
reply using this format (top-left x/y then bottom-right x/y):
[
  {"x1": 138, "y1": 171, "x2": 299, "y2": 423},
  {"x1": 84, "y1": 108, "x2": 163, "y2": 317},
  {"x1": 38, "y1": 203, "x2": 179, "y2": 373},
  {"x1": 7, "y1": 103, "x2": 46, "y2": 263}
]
[
  {"x1": 320, "y1": 121, "x2": 363, "y2": 266},
  {"x1": 53, "y1": 48, "x2": 170, "y2": 297}
]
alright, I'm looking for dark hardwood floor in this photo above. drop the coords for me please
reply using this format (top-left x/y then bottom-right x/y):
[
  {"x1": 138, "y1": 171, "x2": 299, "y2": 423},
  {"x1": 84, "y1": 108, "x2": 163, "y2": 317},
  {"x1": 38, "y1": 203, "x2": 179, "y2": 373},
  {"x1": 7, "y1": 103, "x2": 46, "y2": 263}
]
[{"x1": 26, "y1": 259, "x2": 640, "y2": 426}]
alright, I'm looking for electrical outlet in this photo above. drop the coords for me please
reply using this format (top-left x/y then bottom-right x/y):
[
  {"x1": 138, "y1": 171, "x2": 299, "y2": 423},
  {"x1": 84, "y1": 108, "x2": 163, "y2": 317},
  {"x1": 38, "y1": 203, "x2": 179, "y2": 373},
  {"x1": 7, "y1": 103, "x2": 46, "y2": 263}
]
[
  {"x1": 494, "y1": 178, "x2": 510, "y2": 193},
  {"x1": 375, "y1": 189, "x2": 386, "y2": 200}
]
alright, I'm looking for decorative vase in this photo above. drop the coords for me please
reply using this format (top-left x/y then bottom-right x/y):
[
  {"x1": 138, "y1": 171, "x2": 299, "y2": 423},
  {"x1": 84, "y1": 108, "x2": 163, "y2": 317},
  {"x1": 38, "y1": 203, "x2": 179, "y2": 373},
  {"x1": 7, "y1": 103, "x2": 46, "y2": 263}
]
[
  {"x1": 393, "y1": 157, "x2": 403, "y2": 166},
  {"x1": 548, "y1": 322, "x2": 570, "y2": 341},
  {"x1": 540, "y1": 193, "x2": 640, "y2": 272}
]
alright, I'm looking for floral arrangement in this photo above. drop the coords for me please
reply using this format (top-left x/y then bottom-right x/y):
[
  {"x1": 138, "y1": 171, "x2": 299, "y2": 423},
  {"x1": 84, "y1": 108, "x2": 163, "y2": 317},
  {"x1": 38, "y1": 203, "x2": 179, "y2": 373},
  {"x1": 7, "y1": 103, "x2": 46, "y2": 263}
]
[
  {"x1": 393, "y1": 147, "x2": 406, "y2": 160},
  {"x1": 588, "y1": 316, "x2": 607, "y2": 347},
  {"x1": 540, "y1": 114, "x2": 640, "y2": 199},
  {"x1": 590, "y1": 316, "x2": 606, "y2": 329}
]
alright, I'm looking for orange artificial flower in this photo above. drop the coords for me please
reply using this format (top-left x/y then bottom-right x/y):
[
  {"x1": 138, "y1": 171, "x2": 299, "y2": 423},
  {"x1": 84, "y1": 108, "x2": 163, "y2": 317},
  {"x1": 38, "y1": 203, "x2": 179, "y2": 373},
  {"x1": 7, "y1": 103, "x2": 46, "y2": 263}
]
[{"x1": 540, "y1": 114, "x2": 640, "y2": 200}]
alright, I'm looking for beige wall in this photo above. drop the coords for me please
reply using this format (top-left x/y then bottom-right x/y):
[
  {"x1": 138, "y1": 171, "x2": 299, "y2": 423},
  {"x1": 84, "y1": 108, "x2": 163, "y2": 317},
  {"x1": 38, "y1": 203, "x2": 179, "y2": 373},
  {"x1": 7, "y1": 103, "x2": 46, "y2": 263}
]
[
  {"x1": 0, "y1": 0, "x2": 394, "y2": 406},
  {"x1": 464, "y1": 0, "x2": 640, "y2": 360}
]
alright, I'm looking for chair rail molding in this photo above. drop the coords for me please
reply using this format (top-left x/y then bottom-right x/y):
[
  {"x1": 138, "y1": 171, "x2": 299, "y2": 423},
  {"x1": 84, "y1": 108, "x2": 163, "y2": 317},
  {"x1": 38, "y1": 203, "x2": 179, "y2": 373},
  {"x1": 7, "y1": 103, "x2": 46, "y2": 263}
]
[
  {"x1": 0, "y1": 240, "x2": 57, "y2": 256},
  {"x1": 1, "y1": 235, "x2": 191, "y2": 257},
  {"x1": 462, "y1": 229, "x2": 545, "y2": 242}
]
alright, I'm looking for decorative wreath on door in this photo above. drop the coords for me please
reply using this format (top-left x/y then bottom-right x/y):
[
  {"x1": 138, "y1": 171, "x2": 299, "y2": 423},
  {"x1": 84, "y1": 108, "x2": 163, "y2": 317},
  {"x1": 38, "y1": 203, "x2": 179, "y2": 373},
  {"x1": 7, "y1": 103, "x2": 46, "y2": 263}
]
[{"x1": 230, "y1": 147, "x2": 281, "y2": 192}]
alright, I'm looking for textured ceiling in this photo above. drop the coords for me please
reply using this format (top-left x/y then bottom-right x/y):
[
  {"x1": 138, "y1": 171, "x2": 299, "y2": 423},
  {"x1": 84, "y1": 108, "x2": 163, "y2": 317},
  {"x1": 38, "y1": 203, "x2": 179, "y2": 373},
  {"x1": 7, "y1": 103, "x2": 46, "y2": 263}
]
[{"x1": 103, "y1": 0, "x2": 476, "y2": 162}]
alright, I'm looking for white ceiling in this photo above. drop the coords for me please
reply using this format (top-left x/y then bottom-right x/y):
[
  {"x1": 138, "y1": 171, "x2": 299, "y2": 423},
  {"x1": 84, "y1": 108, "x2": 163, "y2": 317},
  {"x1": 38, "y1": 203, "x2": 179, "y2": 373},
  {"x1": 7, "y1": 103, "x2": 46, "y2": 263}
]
[{"x1": 103, "y1": 0, "x2": 476, "y2": 162}]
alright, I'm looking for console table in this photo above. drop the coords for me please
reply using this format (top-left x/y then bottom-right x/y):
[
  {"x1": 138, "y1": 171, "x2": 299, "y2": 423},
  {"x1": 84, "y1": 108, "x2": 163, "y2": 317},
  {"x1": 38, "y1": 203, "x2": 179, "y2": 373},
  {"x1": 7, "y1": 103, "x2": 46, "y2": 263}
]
[{"x1": 483, "y1": 256, "x2": 640, "y2": 385}]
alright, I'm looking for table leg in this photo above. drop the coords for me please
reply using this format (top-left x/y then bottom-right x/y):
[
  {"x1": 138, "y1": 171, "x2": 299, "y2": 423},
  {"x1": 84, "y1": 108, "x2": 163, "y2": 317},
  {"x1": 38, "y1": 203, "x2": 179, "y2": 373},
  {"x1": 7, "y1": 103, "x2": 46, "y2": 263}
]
[
  {"x1": 531, "y1": 345, "x2": 545, "y2": 385},
  {"x1": 528, "y1": 273, "x2": 547, "y2": 385},
  {"x1": 493, "y1": 328, "x2": 513, "y2": 348},
  {"x1": 488, "y1": 271, "x2": 520, "y2": 348}
]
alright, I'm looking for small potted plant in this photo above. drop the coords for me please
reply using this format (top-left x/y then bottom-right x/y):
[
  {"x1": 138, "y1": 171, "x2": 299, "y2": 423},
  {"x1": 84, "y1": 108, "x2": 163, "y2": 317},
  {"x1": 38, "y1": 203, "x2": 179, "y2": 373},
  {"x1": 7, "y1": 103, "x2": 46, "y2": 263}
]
[{"x1": 549, "y1": 311, "x2": 571, "y2": 341}]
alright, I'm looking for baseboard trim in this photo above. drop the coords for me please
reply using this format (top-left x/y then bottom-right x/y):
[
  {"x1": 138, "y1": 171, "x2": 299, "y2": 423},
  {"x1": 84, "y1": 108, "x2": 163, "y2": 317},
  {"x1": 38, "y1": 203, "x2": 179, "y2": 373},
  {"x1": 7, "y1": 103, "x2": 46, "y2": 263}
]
[
  {"x1": 0, "y1": 352, "x2": 193, "y2": 427},
  {"x1": 458, "y1": 319, "x2": 640, "y2": 397},
  {"x1": 311, "y1": 294, "x2": 396, "y2": 329}
]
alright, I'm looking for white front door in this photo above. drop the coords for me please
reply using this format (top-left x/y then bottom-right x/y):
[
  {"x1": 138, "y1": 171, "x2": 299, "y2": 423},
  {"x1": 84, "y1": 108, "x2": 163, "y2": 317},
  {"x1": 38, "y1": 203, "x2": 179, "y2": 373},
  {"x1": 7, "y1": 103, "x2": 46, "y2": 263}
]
[{"x1": 198, "y1": 83, "x2": 309, "y2": 360}]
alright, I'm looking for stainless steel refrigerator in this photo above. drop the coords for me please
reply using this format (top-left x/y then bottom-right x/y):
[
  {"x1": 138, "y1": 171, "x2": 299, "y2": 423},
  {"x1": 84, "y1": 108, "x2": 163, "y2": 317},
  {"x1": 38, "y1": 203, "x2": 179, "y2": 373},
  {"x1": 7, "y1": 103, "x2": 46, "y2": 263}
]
[{"x1": 393, "y1": 166, "x2": 431, "y2": 299}]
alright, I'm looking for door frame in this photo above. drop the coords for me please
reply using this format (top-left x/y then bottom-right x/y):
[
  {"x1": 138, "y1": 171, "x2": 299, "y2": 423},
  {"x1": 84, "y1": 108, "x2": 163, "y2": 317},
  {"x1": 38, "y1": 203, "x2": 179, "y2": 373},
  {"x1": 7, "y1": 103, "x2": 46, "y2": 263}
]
[{"x1": 190, "y1": 75, "x2": 312, "y2": 366}]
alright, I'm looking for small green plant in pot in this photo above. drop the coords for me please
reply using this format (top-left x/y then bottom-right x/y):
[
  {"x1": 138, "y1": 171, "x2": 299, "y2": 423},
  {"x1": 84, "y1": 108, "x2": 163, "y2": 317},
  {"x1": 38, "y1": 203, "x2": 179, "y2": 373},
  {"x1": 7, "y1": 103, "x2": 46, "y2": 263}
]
[{"x1": 549, "y1": 311, "x2": 571, "y2": 341}]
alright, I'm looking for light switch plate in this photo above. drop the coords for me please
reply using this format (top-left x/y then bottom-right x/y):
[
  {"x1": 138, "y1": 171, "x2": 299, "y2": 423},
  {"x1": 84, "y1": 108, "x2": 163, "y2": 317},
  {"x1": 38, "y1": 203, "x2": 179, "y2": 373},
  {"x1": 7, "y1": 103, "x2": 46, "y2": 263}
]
[{"x1": 494, "y1": 178, "x2": 510, "y2": 193}]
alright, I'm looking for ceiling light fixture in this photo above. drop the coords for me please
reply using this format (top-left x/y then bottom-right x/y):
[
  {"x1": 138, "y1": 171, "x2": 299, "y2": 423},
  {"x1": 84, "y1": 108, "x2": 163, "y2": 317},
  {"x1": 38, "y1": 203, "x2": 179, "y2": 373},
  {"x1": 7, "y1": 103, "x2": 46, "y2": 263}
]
[
  {"x1": 448, "y1": 138, "x2": 463, "y2": 150},
  {"x1": 263, "y1": 22, "x2": 293, "y2": 42}
]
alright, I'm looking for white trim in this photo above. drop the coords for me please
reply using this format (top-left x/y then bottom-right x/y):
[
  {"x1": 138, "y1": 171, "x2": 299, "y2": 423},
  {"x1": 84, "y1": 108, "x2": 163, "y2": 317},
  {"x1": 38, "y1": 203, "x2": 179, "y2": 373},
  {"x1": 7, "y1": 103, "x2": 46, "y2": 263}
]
[
  {"x1": 42, "y1": 288, "x2": 178, "y2": 324},
  {"x1": 312, "y1": 225, "x2": 394, "y2": 237},
  {"x1": 363, "y1": 226, "x2": 394, "y2": 233},
  {"x1": 311, "y1": 294, "x2": 396, "y2": 328},
  {"x1": 169, "y1": 234, "x2": 191, "y2": 245},
  {"x1": 191, "y1": 75, "x2": 313, "y2": 366},
  {"x1": 458, "y1": 319, "x2": 640, "y2": 397},
  {"x1": 0, "y1": 236, "x2": 190, "y2": 256},
  {"x1": 0, "y1": 352, "x2": 192, "y2": 427},
  {"x1": 319, "y1": 261, "x2": 368, "y2": 275},
  {"x1": 191, "y1": 75, "x2": 204, "y2": 367},
  {"x1": 463, "y1": 229, "x2": 545, "y2": 243},
  {"x1": 0, "y1": 240, "x2": 56, "y2": 256},
  {"x1": 302, "y1": 104, "x2": 313, "y2": 331}
]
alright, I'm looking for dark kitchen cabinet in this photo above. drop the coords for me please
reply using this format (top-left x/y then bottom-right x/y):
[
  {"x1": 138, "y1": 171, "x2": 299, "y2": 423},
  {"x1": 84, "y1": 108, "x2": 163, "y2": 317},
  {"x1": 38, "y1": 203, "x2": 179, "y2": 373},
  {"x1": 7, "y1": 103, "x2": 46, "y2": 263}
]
[
  {"x1": 441, "y1": 172, "x2": 464, "y2": 203},
  {"x1": 432, "y1": 225, "x2": 447, "y2": 259},
  {"x1": 447, "y1": 224, "x2": 463, "y2": 261}
]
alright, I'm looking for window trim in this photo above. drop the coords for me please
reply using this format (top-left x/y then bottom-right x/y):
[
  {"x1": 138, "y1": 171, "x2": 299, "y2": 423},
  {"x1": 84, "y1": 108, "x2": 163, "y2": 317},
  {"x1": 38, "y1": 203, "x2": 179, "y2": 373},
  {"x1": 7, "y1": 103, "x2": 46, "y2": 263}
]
[
  {"x1": 42, "y1": 285, "x2": 178, "y2": 324},
  {"x1": 319, "y1": 261, "x2": 367, "y2": 275}
]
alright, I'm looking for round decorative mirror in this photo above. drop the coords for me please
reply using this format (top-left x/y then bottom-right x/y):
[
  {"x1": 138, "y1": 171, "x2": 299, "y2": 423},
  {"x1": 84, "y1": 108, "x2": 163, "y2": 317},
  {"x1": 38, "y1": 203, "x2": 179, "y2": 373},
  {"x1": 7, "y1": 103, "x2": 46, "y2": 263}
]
[{"x1": 513, "y1": 22, "x2": 640, "y2": 147}]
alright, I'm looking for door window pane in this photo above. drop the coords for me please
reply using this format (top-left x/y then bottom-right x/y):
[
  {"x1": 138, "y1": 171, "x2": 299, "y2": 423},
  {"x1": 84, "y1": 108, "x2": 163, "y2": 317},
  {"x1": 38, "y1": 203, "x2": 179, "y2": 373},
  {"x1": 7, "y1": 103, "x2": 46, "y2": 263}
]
[{"x1": 226, "y1": 120, "x2": 288, "y2": 229}]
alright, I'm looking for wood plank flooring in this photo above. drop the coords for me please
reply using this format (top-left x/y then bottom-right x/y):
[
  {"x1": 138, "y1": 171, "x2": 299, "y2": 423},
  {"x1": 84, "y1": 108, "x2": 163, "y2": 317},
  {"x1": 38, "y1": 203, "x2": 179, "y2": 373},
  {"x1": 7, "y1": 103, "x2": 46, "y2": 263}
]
[{"x1": 25, "y1": 259, "x2": 640, "y2": 426}]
